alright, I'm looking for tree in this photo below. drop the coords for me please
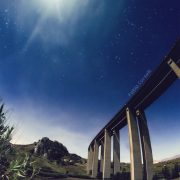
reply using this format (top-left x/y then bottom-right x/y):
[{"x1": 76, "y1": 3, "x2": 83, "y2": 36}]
[
  {"x1": 162, "y1": 165, "x2": 170, "y2": 179},
  {"x1": 0, "y1": 104, "x2": 13, "y2": 177},
  {"x1": 0, "y1": 103, "x2": 39, "y2": 179},
  {"x1": 172, "y1": 163, "x2": 180, "y2": 178}
]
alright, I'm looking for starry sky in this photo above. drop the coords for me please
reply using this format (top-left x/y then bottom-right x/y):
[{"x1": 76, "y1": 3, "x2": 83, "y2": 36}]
[{"x1": 0, "y1": 0, "x2": 180, "y2": 161}]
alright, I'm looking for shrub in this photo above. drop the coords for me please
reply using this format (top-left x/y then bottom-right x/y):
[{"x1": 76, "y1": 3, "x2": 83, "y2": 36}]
[{"x1": 0, "y1": 103, "x2": 39, "y2": 179}]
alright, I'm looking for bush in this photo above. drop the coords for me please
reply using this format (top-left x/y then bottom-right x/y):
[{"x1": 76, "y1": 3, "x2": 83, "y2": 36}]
[
  {"x1": 112, "y1": 172, "x2": 130, "y2": 180},
  {"x1": 68, "y1": 174, "x2": 92, "y2": 179},
  {"x1": 172, "y1": 163, "x2": 180, "y2": 178},
  {"x1": 0, "y1": 103, "x2": 39, "y2": 179},
  {"x1": 0, "y1": 104, "x2": 13, "y2": 178}
]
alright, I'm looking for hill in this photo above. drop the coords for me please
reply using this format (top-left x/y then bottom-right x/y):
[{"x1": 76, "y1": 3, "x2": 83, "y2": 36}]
[
  {"x1": 161, "y1": 154, "x2": 180, "y2": 162},
  {"x1": 12, "y1": 137, "x2": 89, "y2": 179},
  {"x1": 153, "y1": 157, "x2": 180, "y2": 179}
]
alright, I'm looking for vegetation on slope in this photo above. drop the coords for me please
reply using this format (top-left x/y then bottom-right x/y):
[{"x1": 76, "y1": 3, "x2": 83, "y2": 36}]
[
  {"x1": 153, "y1": 158, "x2": 180, "y2": 179},
  {"x1": 0, "y1": 103, "x2": 39, "y2": 179},
  {"x1": 12, "y1": 139, "x2": 88, "y2": 179}
]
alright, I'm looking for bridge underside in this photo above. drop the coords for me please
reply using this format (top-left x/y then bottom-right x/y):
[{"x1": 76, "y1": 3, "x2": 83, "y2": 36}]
[{"x1": 87, "y1": 39, "x2": 180, "y2": 180}]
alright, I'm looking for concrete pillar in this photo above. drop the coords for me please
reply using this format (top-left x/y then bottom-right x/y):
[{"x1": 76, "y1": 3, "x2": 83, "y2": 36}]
[
  {"x1": 137, "y1": 109, "x2": 154, "y2": 180},
  {"x1": 87, "y1": 145, "x2": 93, "y2": 175},
  {"x1": 92, "y1": 140, "x2": 99, "y2": 178},
  {"x1": 126, "y1": 107, "x2": 143, "y2": 180},
  {"x1": 103, "y1": 129, "x2": 111, "y2": 179},
  {"x1": 167, "y1": 58, "x2": 180, "y2": 78},
  {"x1": 100, "y1": 140, "x2": 104, "y2": 173},
  {"x1": 113, "y1": 130, "x2": 120, "y2": 175}
]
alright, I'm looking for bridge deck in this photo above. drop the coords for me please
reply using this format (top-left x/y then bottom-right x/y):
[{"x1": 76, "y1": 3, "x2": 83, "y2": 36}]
[{"x1": 89, "y1": 38, "x2": 180, "y2": 148}]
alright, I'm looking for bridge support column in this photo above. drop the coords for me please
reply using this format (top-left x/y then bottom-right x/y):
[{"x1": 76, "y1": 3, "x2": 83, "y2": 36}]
[
  {"x1": 92, "y1": 140, "x2": 99, "y2": 178},
  {"x1": 113, "y1": 130, "x2": 120, "y2": 175},
  {"x1": 137, "y1": 110, "x2": 153, "y2": 180},
  {"x1": 87, "y1": 145, "x2": 93, "y2": 175},
  {"x1": 126, "y1": 107, "x2": 143, "y2": 180},
  {"x1": 167, "y1": 59, "x2": 180, "y2": 78},
  {"x1": 100, "y1": 140, "x2": 104, "y2": 173},
  {"x1": 103, "y1": 129, "x2": 111, "y2": 179}
]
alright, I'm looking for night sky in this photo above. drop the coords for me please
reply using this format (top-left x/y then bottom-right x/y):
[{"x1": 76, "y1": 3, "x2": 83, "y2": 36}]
[{"x1": 0, "y1": 0, "x2": 180, "y2": 160}]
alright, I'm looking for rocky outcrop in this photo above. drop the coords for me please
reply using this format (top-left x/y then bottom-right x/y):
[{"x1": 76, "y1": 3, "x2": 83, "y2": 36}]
[
  {"x1": 69, "y1": 154, "x2": 86, "y2": 164},
  {"x1": 34, "y1": 137, "x2": 69, "y2": 161},
  {"x1": 14, "y1": 137, "x2": 87, "y2": 166}
]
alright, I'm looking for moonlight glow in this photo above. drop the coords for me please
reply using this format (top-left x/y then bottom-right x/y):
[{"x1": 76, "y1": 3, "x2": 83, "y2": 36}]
[
  {"x1": 17, "y1": 0, "x2": 89, "y2": 48},
  {"x1": 30, "y1": 0, "x2": 88, "y2": 19}
]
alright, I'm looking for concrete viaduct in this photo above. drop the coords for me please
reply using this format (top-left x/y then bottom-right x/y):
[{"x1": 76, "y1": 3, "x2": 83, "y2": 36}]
[{"x1": 87, "y1": 39, "x2": 180, "y2": 180}]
